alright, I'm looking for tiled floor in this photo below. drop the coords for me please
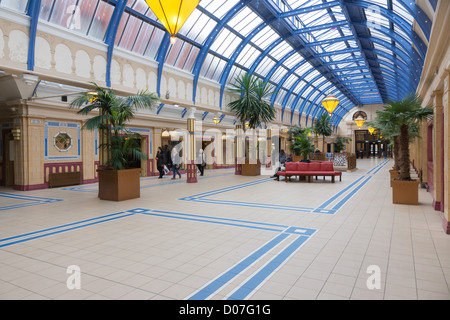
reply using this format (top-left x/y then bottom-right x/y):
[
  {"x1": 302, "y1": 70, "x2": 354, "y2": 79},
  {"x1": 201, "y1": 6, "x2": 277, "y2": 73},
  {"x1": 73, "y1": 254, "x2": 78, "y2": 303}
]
[{"x1": 1, "y1": 158, "x2": 450, "y2": 300}]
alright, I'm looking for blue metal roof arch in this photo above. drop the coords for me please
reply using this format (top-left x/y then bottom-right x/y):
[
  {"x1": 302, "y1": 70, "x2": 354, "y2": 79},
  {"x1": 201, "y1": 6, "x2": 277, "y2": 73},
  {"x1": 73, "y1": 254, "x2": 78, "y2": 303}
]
[
  {"x1": 104, "y1": 0, "x2": 128, "y2": 88},
  {"x1": 218, "y1": 20, "x2": 272, "y2": 109},
  {"x1": 192, "y1": 0, "x2": 253, "y2": 104},
  {"x1": 395, "y1": 0, "x2": 432, "y2": 41},
  {"x1": 289, "y1": 73, "x2": 329, "y2": 123},
  {"x1": 359, "y1": 35, "x2": 423, "y2": 75},
  {"x1": 352, "y1": 20, "x2": 427, "y2": 61},
  {"x1": 337, "y1": 0, "x2": 384, "y2": 107},
  {"x1": 273, "y1": 59, "x2": 309, "y2": 108},
  {"x1": 369, "y1": 50, "x2": 417, "y2": 89},
  {"x1": 279, "y1": 67, "x2": 318, "y2": 114},
  {"x1": 26, "y1": 0, "x2": 42, "y2": 72},
  {"x1": 375, "y1": 67, "x2": 414, "y2": 93},
  {"x1": 345, "y1": 0, "x2": 430, "y2": 42},
  {"x1": 279, "y1": 1, "x2": 341, "y2": 18},
  {"x1": 302, "y1": 79, "x2": 333, "y2": 120}
]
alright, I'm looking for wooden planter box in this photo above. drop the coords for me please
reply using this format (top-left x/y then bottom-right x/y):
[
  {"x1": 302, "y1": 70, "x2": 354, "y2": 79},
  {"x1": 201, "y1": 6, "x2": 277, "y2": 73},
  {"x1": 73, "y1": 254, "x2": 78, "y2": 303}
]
[
  {"x1": 392, "y1": 179, "x2": 420, "y2": 205},
  {"x1": 291, "y1": 155, "x2": 303, "y2": 162},
  {"x1": 241, "y1": 160, "x2": 261, "y2": 176},
  {"x1": 389, "y1": 170, "x2": 399, "y2": 187},
  {"x1": 97, "y1": 168, "x2": 141, "y2": 201}
]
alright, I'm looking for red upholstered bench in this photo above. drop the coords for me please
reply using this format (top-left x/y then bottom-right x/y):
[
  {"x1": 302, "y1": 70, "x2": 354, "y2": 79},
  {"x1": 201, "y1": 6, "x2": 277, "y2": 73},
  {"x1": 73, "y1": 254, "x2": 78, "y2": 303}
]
[{"x1": 277, "y1": 161, "x2": 342, "y2": 183}]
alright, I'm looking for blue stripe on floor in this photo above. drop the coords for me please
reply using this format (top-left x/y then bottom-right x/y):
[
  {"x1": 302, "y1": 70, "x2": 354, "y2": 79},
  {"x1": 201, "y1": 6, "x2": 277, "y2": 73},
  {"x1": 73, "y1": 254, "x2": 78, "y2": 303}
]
[
  {"x1": 226, "y1": 235, "x2": 310, "y2": 300},
  {"x1": 187, "y1": 233, "x2": 291, "y2": 300}
]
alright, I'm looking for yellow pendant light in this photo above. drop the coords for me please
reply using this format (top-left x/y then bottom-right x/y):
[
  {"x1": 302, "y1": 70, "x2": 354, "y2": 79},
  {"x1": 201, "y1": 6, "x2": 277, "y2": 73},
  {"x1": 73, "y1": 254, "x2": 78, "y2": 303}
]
[
  {"x1": 368, "y1": 127, "x2": 375, "y2": 135},
  {"x1": 321, "y1": 94, "x2": 340, "y2": 115},
  {"x1": 213, "y1": 116, "x2": 220, "y2": 125},
  {"x1": 145, "y1": 0, "x2": 201, "y2": 44},
  {"x1": 354, "y1": 116, "x2": 366, "y2": 128}
]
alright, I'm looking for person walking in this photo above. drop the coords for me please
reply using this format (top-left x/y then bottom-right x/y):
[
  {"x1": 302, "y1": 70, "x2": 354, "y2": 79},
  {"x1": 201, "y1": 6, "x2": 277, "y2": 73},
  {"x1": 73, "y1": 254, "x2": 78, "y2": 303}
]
[
  {"x1": 163, "y1": 145, "x2": 171, "y2": 169},
  {"x1": 171, "y1": 147, "x2": 182, "y2": 180},
  {"x1": 156, "y1": 147, "x2": 165, "y2": 178},
  {"x1": 197, "y1": 149, "x2": 206, "y2": 176}
]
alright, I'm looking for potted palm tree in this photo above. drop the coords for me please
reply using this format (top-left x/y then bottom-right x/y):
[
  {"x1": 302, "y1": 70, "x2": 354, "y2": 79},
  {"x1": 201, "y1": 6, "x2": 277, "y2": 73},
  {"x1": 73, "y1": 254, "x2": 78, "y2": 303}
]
[
  {"x1": 314, "y1": 113, "x2": 332, "y2": 154},
  {"x1": 367, "y1": 115, "x2": 401, "y2": 186},
  {"x1": 71, "y1": 82, "x2": 160, "y2": 201},
  {"x1": 227, "y1": 72, "x2": 276, "y2": 176},
  {"x1": 374, "y1": 94, "x2": 432, "y2": 205},
  {"x1": 334, "y1": 136, "x2": 352, "y2": 153},
  {"x1": 290, "y1": 129, "x2": 314, "y2": 162}
]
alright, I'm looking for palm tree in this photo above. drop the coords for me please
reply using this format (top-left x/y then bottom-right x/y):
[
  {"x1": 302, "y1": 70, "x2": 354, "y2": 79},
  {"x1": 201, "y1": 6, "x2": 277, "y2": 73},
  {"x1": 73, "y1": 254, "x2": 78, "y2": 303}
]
[
  {"x1": 290, "y1": 129, "x2": 314, "y2": 160},
  {"x1": 314, "y1": 113, "x2": 332, "y2": 153},
  {"x1": 367, "y1": 114, "x2": 401, "y2": 170},
  {"x1": 70, "y1": 82, "x2": 160, "y2": 170},
  {"x1": 375, "y1": 93, "x2": 432, "y2": 181},
  {"x1": 227, "y1": 72, "x2": 276, "y2": 129},
  {"x1": 334, "y1": 136, "x2": 352, "y2": 153}
]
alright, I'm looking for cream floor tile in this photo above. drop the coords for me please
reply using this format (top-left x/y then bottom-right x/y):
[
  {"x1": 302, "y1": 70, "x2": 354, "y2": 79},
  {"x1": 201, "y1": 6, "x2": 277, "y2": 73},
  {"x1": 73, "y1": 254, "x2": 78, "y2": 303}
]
[{"x1": 1, "y1": 160, "x2": 450, "y2": 300}]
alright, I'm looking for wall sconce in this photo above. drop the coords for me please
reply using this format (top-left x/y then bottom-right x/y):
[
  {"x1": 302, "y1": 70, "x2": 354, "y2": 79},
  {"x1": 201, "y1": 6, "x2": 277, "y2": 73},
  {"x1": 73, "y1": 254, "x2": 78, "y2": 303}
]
[
  {"x1": 165, "y1": 91, "x2": 170, "y2": 99},
  {"x1": 11, "y1": 128, "x2": 21, "y2": 140}
]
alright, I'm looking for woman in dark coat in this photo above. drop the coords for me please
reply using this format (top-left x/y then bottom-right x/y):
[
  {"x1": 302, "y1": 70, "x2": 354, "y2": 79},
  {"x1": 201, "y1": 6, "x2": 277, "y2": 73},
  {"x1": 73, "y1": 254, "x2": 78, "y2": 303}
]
[{"x1": 156, "y1": 147, "x2": 165, "y2": 178}]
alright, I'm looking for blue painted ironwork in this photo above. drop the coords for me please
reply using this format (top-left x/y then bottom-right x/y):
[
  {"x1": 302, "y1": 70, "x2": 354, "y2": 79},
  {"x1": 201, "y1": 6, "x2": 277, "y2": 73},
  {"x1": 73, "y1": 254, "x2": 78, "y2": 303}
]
[
  {"x1": 192, "y1": 0, "x2": 253, "y2": 104},
  {"x1": 104, "y1": 0, "x2": 127, "y2": 88},
  {"x1": 279, "y1": 1, "x2": 341, "y2": 18},
  {"x1": 155, "y1": 32, "x2": 172, "y2": 97},
  {"x1": 293, "y1": 20, "x2": 348, "y2": 34},
  {"x1": 26, "y1": 0, "x2": 42, "y2": 71}
]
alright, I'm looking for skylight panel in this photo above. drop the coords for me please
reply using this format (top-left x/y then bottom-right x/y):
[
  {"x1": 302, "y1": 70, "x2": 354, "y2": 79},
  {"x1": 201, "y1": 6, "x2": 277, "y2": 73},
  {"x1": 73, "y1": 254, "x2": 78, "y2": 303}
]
[
  {"x1": 201, "y1": 0, "x2": 240, "y2": 19},
  {"x1": 270, "y1": 42, "x2": 293, "y2": 60},
  {"x1": 252, "y1": 26, "x2": 279, "y2": 50},
  {"x1": 235, "y1": 44, "x2": 261, "y2": 68},
  {"x1": 228, "y1": 8, "x2": 263, "y2": 37}
]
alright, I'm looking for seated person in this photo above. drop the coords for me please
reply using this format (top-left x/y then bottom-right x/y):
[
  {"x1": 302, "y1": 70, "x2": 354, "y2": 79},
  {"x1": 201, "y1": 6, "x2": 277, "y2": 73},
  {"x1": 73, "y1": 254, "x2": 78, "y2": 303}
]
[{"x1": 271, "y1": 156, "x2": 292, "y2": 180}]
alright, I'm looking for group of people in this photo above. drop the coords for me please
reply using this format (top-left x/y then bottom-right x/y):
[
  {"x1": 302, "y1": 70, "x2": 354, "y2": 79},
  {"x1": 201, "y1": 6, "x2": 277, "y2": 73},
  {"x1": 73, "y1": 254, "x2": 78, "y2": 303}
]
[{"x1": 156, "y1": 146, "x2": 206, "y2": 179}]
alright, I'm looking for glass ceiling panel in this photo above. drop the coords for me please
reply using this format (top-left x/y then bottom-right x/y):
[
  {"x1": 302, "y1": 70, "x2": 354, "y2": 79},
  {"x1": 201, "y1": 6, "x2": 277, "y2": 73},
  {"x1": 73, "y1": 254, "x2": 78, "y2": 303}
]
[
  {"x1": 252, "y1": 27, "x2": 279, "y2": 50},
  {"x1": 270, "y1": 42, "x2": 293, "y2": 60},
  {"x1": 284, "y1": 53, "x2": 304, "y2": 69},
  {"x1": 39, "y1": 0, "x2": 113, "y2": 41},
  {"x1": 284, "y1": 74, "x2": 299, "y2": 88},
  {"x1": 179, "y1": 11, "x2": 217, "y2": 45},
  {"x1": 0, "y1": 0, "x2": 29, "y2": 13},
  {"x1": 255, "y1": 58, "x2": 276, "y2": 77},
  {"x1": 393, "y1": 1, "x2": 414, "y2": 25},
  {"x1": 201, "y1": 0, "x2": 240, "y2": 19},
  {"x1": 209, "y1": 29, "x2": 240, "y2": 58},
  {"x1": 27, "y1": 0, "x2": 424, "y2": 119},
  {"x1": 227, "y1": 7, "x2": 262, "y2": 37},
  {"x1": 235, "y1": 44, "x2": 261, "y2": 68}
]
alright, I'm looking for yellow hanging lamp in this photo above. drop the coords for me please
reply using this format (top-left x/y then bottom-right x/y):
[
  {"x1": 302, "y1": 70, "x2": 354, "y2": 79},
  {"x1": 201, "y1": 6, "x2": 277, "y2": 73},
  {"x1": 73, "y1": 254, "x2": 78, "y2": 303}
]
[
  {"x1": 321, "y1": 94, "x2": 340, "y2": 116},
  {"x1": 354, "y1": 116, "x2": 366, "y2": 128},
  {"x1": 368, "y1": 127, "x2": 375, "y2": 135},
  {"x1": 145, "y1": 0, "x2": 201, "y2": 44}
]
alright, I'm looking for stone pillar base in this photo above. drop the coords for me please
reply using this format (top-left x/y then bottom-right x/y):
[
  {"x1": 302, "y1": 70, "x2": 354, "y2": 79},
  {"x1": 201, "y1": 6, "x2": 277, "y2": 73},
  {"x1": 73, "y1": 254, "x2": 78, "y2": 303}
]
[
  {"x1": 186, "y1": 162, "x2": 197, "y2": 183},
  {"x1": 442, "y1": 217, "x2": 450, "y2": 234}
]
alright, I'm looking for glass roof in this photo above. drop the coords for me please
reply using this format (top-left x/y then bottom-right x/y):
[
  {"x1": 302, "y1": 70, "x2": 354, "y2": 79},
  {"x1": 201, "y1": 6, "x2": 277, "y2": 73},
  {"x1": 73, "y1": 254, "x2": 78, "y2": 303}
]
[{"x1": 0, "y1": 0, "x2": 429, "y2": 127}]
